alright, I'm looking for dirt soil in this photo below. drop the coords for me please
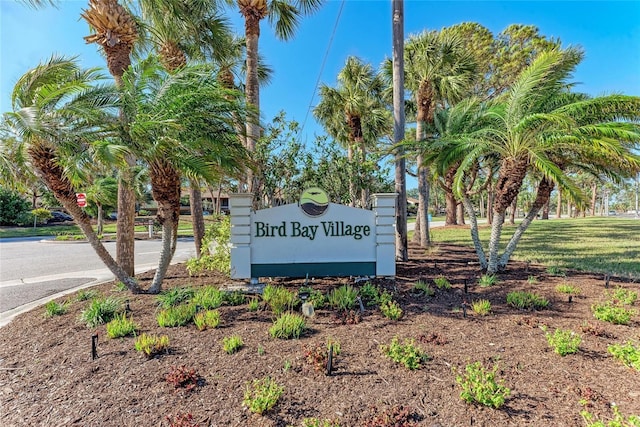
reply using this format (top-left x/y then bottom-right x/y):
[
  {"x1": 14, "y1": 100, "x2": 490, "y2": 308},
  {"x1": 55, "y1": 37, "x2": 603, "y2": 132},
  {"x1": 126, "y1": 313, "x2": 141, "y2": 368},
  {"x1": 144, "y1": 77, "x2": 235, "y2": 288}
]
[{"x1": 1, "y1": 242, "x2": 639, "y2": 426}]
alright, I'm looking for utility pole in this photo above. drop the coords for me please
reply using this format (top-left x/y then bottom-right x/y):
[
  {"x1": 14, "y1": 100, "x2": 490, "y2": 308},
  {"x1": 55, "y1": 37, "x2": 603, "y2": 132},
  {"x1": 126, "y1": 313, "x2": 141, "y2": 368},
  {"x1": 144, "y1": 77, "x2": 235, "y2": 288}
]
[{"x1": 392, "y1": 0, "x2": 407, "y2": 261}]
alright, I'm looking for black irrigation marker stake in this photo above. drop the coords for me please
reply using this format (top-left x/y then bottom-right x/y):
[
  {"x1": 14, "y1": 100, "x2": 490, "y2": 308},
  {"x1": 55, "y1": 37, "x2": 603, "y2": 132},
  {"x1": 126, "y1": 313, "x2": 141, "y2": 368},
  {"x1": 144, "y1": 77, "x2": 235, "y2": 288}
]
[
  {"x1": 605, "y1": 274, "x2": 610, "y2": 288},
  {"x1": 464, "y1": 279, "x2": 468, "y2": 295},
  {"x1": 326, "y1": 345, "x2": 333, "y2": 376},
  {"x1": 91, "y1": 334, "x2": 99, "y2": 360},
  {"x1": 568, "y1": 295, "x2": 573, "y2": 303},
  {"x1": 462, "y1": 302, "x2": 467, "y2": 318},
  {"x1": 357, "y1": 296, "x2": 365, "y2": 313},
  {"x1": 125, "y1": 299, "x2": 131, "y2": 313},
  {"x1": 526, "y1": 261, "x2": 531, "y2": 273}
]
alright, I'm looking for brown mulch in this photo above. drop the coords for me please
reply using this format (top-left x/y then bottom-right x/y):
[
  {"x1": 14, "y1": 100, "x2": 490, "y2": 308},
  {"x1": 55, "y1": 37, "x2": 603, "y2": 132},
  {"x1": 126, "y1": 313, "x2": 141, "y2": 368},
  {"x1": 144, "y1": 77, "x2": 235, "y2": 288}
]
[{"x1": 1, "y1": 243, "x2": 639, "y2": 426}]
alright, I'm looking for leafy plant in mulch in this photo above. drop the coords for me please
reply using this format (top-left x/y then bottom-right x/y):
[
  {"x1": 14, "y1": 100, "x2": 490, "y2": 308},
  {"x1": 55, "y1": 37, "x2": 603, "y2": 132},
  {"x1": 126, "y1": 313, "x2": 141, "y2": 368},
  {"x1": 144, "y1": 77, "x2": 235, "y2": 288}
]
[
  {"x1": 412, "y1": 280, "x2": 435, "y2": 297},
  {"x1": 80, "y1": 297, "x2": 123, "y2": 327},
  {"x1": 607, "y1": 341, "x2": 640, "y2": 371},
  {"x1": 546, "y1": 265, "x2": 566, "y2": 277},
  {"x1": 134, "y1": 333, "x2": 169, "y2": 357},
  {"x1": 592, "y1": 302, "x2": 636, "y2": 325},
  {"x1": 156, "y1": 287, "x2": 194, "y2": 309},
  {"x1": 222, "y1": 335, "x2": 244, "y2": 354},
  {"x1": 418, "y1": 332, "x2": 448, "y2": 345},
  {"x1": 379, "y1": 299, "x2": 403, "y2": 320},
  {"x1": 580, "y1": 322, "x2": 614, "y2": 338},
  {"x1": 363, "y1": 405, "x2": 420, "y2": 426},
  {"x1": 380, "y1": 337, "x2": 428, "y2": 370},
  {"x1": 43, "y1": 300, "x2": 69, "y2": 318},
  {"x1": 157, "y1": 304, "x2": 197, "y2": 327},
  {"x1": 333, "y1": 309, "x2": 362, "y2": 325},
  {"x1": 555, "y1": 283, "x2": 581, "y2": 295},
  {"x1": 193, "y1": 309, "x2": 221, "y2": 331},
  {"x1": 165, "y1": 365, "x2": 201, "y2": 393},
  {"x1": 224, "y1": 290, "x2": 246, "y2": 306},
  {"x1": 247, "y1": 297, "x2": 261, "y2": 312},
  {"x1": 269, "y1": 312, "x2": 306, "y2": 339},
  {"x1": 527, "y1": 275, "x2": 538, "y2": 284},
  {"x1": 545, "y1": 328, "x2": 581, "y2": 356},
  {"x1": 113, "y1": 281, "x2": 128, "y2": 292},
  {"x1": 471, "y1": 299, "x2": 492, "y2": 316},
  {"x1": 243, "y1": 376, "x2": 284, "y2": 415},
  {"x1": 165, "y1": 413, "x2": 199, "y2": 427},
  {"x1": 581, "y1": 404, "x2": 640, "y2": 427},
  {"x1": 299, "y1": 286, "x2": 327, "y2": 309},
  {"x1": 433, "y1": 275, "x2": 451, "y2": 290},
  {"x1": 301, "y1": 418, "x2": 341, "y2": 427},
  {"x1": 359, "y1": 282, "x2": 381, "y2": 306},
  {"x1": 327, "y1": 284, "x2": 359, "y2": 311},
  {"x1": 609, "y1": 287, "x2": 638, "y2": 306},
  {"x1": 262, "y1": 284, "x2": 299, "y2": 314},
  {"x1": 106, "y1": 313, "x2": 138, "y2": 338},
  {"x1": 302, "y1": 339, "x2": 341, "y2": 372},
  {"x1": 76, "y1": 289, "x2": 99, "y2": 301},
  {"x1": 478, "y1": 274, "x2": 498, "y2": 287},
  {"x1": 506, "y1": 291, "x2": 549, "y2": 310},
  {"x1": 191, "y1": 286, "x2": 225, "y2": 310},
  {"x1": 455, "y1": 361, "x2": 511, "y2": 408}
]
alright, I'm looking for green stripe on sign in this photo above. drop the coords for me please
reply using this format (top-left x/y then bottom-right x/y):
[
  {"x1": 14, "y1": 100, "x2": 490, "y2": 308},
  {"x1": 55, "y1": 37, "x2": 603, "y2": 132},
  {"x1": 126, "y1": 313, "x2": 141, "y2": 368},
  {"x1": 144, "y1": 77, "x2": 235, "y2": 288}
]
[{"x1": 251, "y1": 262, "x2": 376, "y2": 278}]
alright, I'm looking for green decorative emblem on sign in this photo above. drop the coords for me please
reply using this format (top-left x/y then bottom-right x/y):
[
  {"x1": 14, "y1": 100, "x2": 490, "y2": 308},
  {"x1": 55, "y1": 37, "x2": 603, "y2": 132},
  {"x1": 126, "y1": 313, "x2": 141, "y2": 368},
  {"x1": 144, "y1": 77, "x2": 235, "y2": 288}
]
[{"x1": 299, "y1": 187, "x2": 329, "y2": 217}]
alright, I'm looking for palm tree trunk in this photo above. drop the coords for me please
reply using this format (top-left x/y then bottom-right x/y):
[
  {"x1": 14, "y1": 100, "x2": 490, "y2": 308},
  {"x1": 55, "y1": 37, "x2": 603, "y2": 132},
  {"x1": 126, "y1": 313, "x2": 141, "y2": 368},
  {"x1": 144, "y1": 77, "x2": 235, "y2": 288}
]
[
  {"x1": 189, "y1": 180, "x2": 205, "y2": 258},
  {"x1": 556, "y1": 188, "x2": 562, "y2": 218},
  {"x1": 591, "y1": 183, "x2": 597, "y2": 216},
  {"x1": 418, "y1": 165, "x2": 430, "y2": 247},
  {"x1": 148, "y1": 219, "x2": 174, "y2": 294},
  {"x1": 97, "y1": 202, "x2": 104, "y2": 236},
  {"x1": 244, "y1": 15, "x2": 261, "y2": 198},
  {"x1": 542, "y1": 199, "x2": 550, "y2": 219},
  {"x1": 457, "y1": 202, "x2": 465, "y2": 225},
  {"x1": 392, "y1": 0, "x2": 407, "y2": 261},
  {"x1": 509, "y1": 197, "x2": 517, "y2": 224},
  {"x1": 116, "y1": 170, "x2": 136, "y2": 276},
  {"x1": 462, "y1": 193, "x2": 487, "y2": 268},
  {"x1": 498, "y1": 178, "x2": 554, "y2": 269},
  {"x1": 347, "y1": 145, "x2": 356, "y2": 207},
  {"x1": 487, "y1": 210, "x2": 506, "y2": 274}
]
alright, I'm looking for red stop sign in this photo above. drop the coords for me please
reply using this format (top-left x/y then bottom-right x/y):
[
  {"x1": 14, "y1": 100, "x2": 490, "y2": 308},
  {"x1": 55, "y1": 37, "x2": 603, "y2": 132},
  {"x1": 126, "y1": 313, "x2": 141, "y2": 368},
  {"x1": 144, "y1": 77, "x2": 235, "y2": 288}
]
[{"x1": 76, "y1": 193, "x2": 87, "y2": 208}]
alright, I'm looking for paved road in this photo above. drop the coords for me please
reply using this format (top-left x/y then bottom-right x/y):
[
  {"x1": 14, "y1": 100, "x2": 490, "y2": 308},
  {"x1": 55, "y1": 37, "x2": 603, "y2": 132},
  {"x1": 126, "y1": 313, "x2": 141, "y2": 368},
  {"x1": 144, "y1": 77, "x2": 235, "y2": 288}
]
[{"x1": 0, "y1": 238, "x2": 195, "y2": 325}]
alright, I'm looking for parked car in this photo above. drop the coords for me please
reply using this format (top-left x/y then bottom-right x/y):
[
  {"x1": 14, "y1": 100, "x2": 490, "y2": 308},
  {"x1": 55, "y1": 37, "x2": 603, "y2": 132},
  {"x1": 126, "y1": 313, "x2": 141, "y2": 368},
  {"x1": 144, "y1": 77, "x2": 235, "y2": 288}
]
[{"x1": 49, "y1": 211, "x2": 73, "y2": 223}]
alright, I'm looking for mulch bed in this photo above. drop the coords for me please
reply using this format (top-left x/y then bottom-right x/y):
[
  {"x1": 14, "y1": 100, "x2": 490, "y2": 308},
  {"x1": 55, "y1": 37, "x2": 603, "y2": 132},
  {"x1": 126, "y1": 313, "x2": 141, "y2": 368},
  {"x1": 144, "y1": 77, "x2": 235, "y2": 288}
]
[{"x1": 1, "y1": 242, "x2": 638, "y2": 426}]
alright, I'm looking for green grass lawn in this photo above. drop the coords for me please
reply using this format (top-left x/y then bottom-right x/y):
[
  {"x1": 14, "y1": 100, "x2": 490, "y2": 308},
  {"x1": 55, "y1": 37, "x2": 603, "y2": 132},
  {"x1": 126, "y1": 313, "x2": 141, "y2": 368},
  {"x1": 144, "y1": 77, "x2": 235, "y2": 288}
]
[{"x1": 431, "y1": 217, "x2": 640, "y2": 278}]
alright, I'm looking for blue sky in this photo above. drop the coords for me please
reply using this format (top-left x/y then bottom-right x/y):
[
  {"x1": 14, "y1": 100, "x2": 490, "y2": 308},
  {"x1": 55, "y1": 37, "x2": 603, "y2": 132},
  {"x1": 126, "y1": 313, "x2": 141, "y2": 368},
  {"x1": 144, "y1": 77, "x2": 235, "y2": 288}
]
[{"x1": 2, "y1": 0, "x2": 640, "y2": 186}]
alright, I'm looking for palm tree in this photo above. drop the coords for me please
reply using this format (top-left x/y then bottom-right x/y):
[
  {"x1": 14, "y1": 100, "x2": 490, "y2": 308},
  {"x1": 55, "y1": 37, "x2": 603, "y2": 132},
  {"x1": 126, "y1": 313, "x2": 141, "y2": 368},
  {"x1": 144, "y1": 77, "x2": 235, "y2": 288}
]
[
  {"x1": 81, "y1": 0, "x2": 140, "y2": 276},
  {"x1": 314, "y1": 56, "x2": 391, "y2": 207},
  {"x1": 448, "y1": 48, "x2": 640, "y2": 273},
  {"x1": 2, "y1": 56, "x2": 140, "y2": 291},
  {"x1": 404, "y1": 29, "x2": 476, "y2": 246},
  {"x1": 232, "y1": 0, "x2": 322, "y2": 196},
  {"x1": 119, "y1": 58, "x2": 251, "y2": 292}
]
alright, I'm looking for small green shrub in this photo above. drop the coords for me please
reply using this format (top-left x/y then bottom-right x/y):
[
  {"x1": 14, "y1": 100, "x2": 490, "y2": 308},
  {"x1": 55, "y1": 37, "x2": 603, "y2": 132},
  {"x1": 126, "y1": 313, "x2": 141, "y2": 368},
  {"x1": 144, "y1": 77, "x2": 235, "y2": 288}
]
[
  {"x1": 134, "y1": 333, "x2": 169, "y2": 357},
  {"x1": 106, "y1": 313, "x2": 138, "y2": 338},
  {"x1": 222, "y1": 335, "x2": 244, "y2": 354},
  {"x1": 546, "y1": 328, "x2": 581, "y2": 356},
  {"x1": 243, "y1": 376, "x2": 284, "y2": 415},
  {"x1": 413, "y1": 280, "x2": 435, "y2": 297},
  {"x1": 608, "y1": 341, "x2": 640, "y2": 371},
  {"x1": 546, "y1": 265, "x2": 566, "y2": 277},
  {"x1": 581, "y1": 405, "x2": 640, "y2": 427},
  {"x1": 248, "y1": 297, "x2": 260, "y2": 311},
  {"x1": 433, "y1": 276, "x2": 451, "y2": 290},
  {"x1": 299, "y1": 287, "x2": 326, "y2": 309},
  {"x1": 380, "y1": 299, "x2": 403, "y2": 320},
  {"x1": 156, "y1": 287, "x2": 194, "y2": 309},
  {"x1": 555, "y1": 283, "x2": 581, "y2": 295},
  {"x1": 303, "y1": 338, "x2": 341, "y2": 372},
  {"x1": 506, "y1": 291, "x2": 549, "y2": 310},
  {"x1": 327, "y1": 285, "x2": 359, "y2": 311},
  {"x1": 263, "y1": 284, "x2": 299, "y2": 315},
  {"x1": 224, "y1": 290, "x2": 246, "y2": 306},
  {"x1": 269, "y1": 312, "x2": 307, "y2": 339},
  {"x1": 527, "y1": 275, "x2": 538, "y2": 284},
  {"x1": 455, "y1": 361, "x2": 510, "y2": 408},
  {"x1": 592, "y1": 302, "x2": 636, "y2": 325},
  {"x1": 193, "y1": 309, "x2": 221, "y2": 330},
  {"x1": 191, "y1": 286, "x2": 225, "y2": 309},
  {"x1": 610, "y1": 287, "x2": 638, "y2": 306},
  {"x1": 80, "y1": 297, "x2": 122, "y2": 327},
  {"x1": 156, "y1": 304, "x2": 197, "y2": 327},
  {"x1": 380, "y1": 337, "x2": 428, "y2": 370},
  {"x1": 478, "y1": 274, "x2": 498, "y2": 287},
  {"x1": 113, "y1": 281, "x2": 128, "y2": 292},
  {"x1": 359, "y1": 282, "x2": 381, "y2": 306},
  {"x1": 471, "y1": 299, "x2": 491, "y2": 316},
  {"x1": 186, "y1": 215, "x2": 231, "y2": 275},
  {"x1": 44, "y1": 300, "x2": 68, "y2": 318},
  {"x1": 301, "y1": 418, "x2": 340, "y2": 427},
  {"x1": 76, "y1": 289, "x2": 99, "y2": 301}
]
